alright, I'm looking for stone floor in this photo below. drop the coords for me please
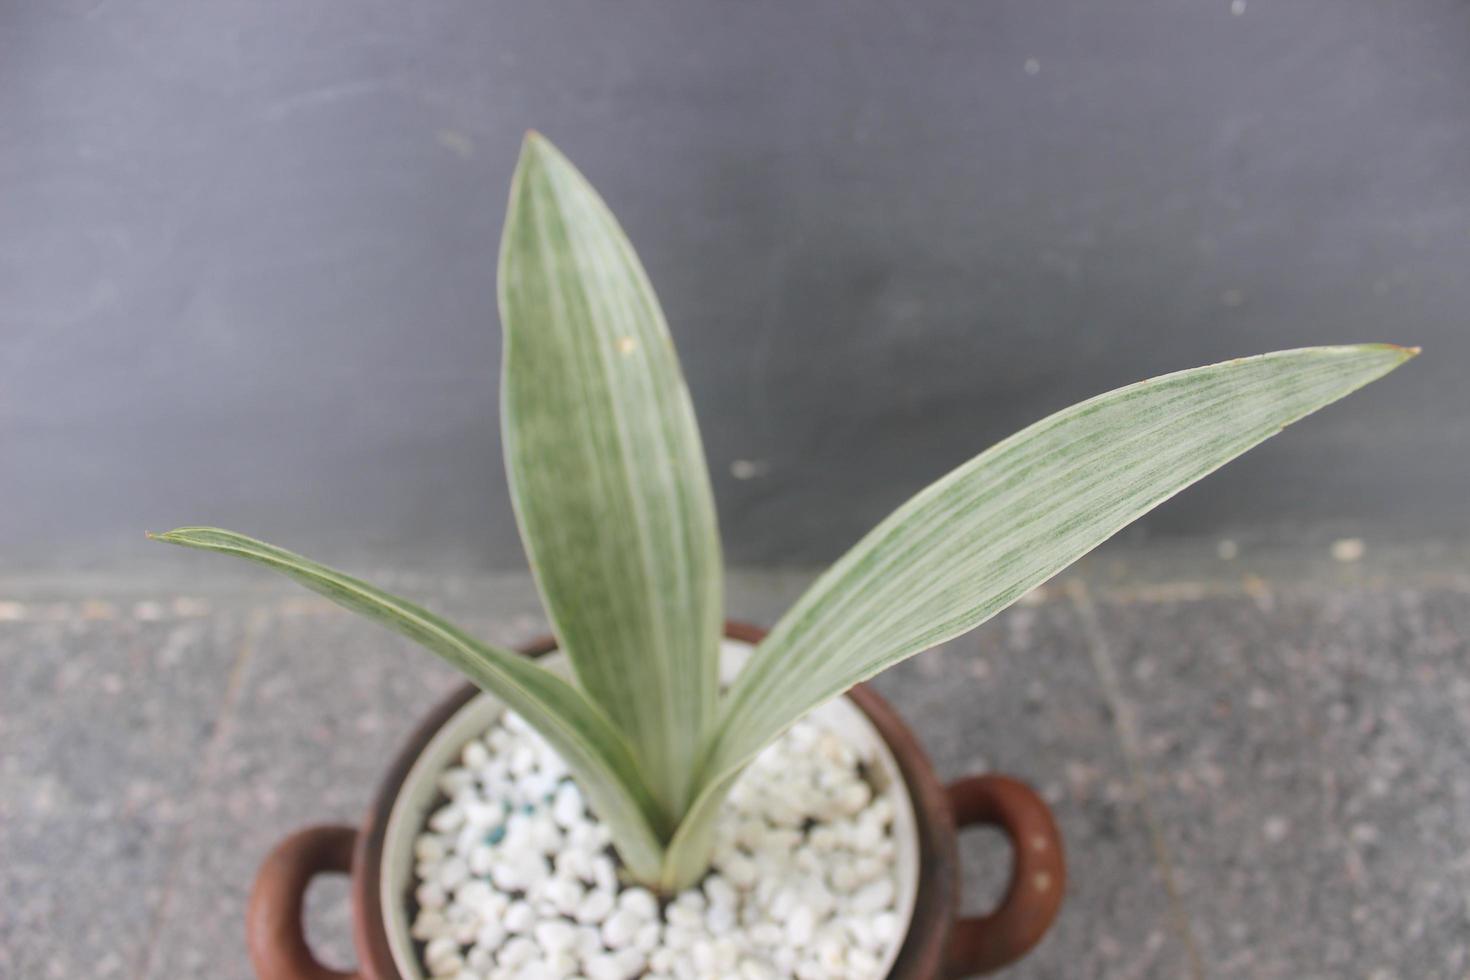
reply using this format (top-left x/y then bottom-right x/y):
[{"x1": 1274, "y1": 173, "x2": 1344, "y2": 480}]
[{"x1": 3, "y1": 538, "x2": 1468, "y2": 979}]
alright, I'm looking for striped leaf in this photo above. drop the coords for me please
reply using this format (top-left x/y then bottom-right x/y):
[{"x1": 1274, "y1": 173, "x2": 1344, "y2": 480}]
[
  {"x1": 147, "y1": 527, "x2": 670, "y2": 879},
  {"x1": 498, "y1": 134, "x2": 723, "y2": 818},
  {"x1": 660, "y1": 344, "x2": 1416, "y2": 890}
]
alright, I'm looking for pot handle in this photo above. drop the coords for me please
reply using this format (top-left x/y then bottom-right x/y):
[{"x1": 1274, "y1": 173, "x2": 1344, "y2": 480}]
[
  {"x1": 943, "y1": 775, "x2": 1065, "y2": 977},
  {"x1": 247, "y1": 825, "x2": 362, "y2": 980}
]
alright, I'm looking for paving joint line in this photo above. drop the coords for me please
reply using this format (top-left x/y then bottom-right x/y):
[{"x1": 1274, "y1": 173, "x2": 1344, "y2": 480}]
[
  {"x1": 1066, "y1": 579, "x2": 1207, "y2": 980},
  {"x1": 132, "y1": 607, "x2": 265, "y2": 980}
]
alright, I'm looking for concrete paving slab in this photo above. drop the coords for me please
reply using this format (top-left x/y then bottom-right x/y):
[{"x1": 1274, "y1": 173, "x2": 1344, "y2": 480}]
[
  {"x1": 140, "y1": 608, "x2": 468, "y2": 979},
  {"x1": 869, "y1": 598, "x2": 1192, "y2": 979},
  {"x1": 0, "y1": 612, "x2": 243, "y2": 980},
  {"x1": 1086, "y1": 587, "x2": 1470, "y2": 979}
]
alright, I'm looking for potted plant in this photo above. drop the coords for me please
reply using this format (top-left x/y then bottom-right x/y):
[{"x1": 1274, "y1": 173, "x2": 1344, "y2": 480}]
[{"x1": 152, "y1": 134, "x2": 1415, "y2": 979}]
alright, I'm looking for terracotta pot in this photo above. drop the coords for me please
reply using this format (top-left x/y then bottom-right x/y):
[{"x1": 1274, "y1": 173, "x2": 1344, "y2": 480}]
[{"x1": 247, "y1": 623, "x2": 1064, "y2": 979}]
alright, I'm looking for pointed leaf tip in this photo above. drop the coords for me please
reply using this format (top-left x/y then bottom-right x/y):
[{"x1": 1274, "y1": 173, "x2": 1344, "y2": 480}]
[
  {"x1": 517, "y1": 130, "x2": 561, "y2": 168},
  {"x1": 1368, "y1": 342, "x2": 1421, "y2": 358}
]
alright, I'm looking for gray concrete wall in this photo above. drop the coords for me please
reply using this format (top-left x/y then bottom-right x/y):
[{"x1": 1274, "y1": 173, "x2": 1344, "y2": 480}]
[{"x1": 3, "y1": 0, "x2": 1466, "y2": 570}]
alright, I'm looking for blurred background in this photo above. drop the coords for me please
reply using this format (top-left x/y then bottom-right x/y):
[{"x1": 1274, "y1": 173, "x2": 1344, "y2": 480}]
[
  {"x1": 4, "y1": 3, "x2": 1468, "y2": 979},
  {"x1": 3, "y1": 0, "x2": 1466, "y2": 571}
]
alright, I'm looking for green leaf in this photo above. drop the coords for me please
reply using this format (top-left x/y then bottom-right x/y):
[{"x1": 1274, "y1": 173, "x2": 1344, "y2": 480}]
[
  {"x1": 147, "y1": 527, "x2": 669, "y2": 881},
  {"x1": 664, "y1": 344, "x2": 1416, "y2": 890},
  {"x1": 498, "y1": 133, "x2": 723, "y2": 818}
]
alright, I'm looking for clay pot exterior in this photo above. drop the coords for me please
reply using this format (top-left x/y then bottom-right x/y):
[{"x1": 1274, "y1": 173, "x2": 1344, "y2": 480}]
[{"x1": 247, "y1": 623, "x2": 1065, "y2": 978}]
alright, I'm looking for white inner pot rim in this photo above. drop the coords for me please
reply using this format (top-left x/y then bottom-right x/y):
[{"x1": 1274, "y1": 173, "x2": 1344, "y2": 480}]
[{"x1": 381, "y1": 638, "x2": 923, "y2": 978}]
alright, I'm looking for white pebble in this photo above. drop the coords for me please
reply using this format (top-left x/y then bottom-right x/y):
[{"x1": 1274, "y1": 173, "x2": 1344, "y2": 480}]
[
  {"x1": 853, "y1": 878, "x2": 894, "y2": 912},
  {"x1": 739, "y1": 958, "x2": 777, "y2": 979},
  {"x1": 852, "y1": 817, "x2": 884, "y2": 850},
  {"x1": 870, "y1": 911, "x2": 898, "y2": 947},
  {"x1": 672, "y1": 890, "x2": 705, "y2": 913},
  {"x1": 817, "y1": 936, "x2": 846, "y2": 972},
  {"x1": 448, "y1": 906, "x2": 479, "y2": 945},
  {"x1": 749, "y1": 923, "x2": 783, "y2": 947},
  {"x1": 848, "y1": 946, "x2": 880, "y2": 975},
  {"x1": 416, "y1": 881, "x2": 447, "y2": 910},
  {"x1": 665, "y1": 905, "x2": 702, "y2": 930},
  {"x1": 415, "y1": 834, "x2": 447, "y2": 862},
  {"x1": 552, "y1": 782, "x2": 585, "y2": 827},
  {"x1": 510, "y1": 744, "x2": 536, "y2": 775},
  {"x1": 468, "y1": 844, "x2": 494, "y2": 876},
  {"x1": 705, "y1": 904, "x2": 737, "y2": 935},
  {"x1": 517, "y1": 852, "x2": 552, "y2": 890},
  {"x1": 474, "y1": 919, "x2": 506, "y2": 952},
  {"x1": 534, "y1": 919, "x2": 577, "y2": 954},
  {"x1": 503, "y1": 900, "x2": 535, "y2": 934},
  {"x1": 462, "y1": 800, "x2": 501, "y2": 830},
  {"x1": 411, "y1": 909, "x2": 447, "y2": 941},
  {"x1": 575, "y1": 924, "x2": 603, "y2": 957},
  {"x1": 529, "y1": 817, "x2": 563, "y2": 855},
  {"x1": 556, "y1": 847, "x2": 593, "y2": 882},
  {"x1": 424, "y1": 935, "x2": 458, "y2": 966},
  {"x1": 489, "y1": 861, "x2": 521, "y2": 893},
  {"x1": 838, "y1": 780, "x2": 872, "y2": 814},
  {"x1": 634, "y1": 921, "x2": 661, "y2": 952},
  {"x1": 601, "y1": 908, "x2": 640, "y2": 949},
  {"x1": 617, "y1": 886, "x2": 658, "y2": 920},
  {"x1": 663, "y1": 924, "x2": 698, "y2": 950},
  {"x1": 576, "y1": 888, "x2": 615, "y2": 924},
  {"x1": 543, "y1": 876, "x2": 584, "y2": 916},
  {"x1": 435, "y1": 856, "x2": 468, "y2": 890},
  {"x1": 426, "y1": 952, "x2": 462, "y2": 977},
  {"x1": 584, "y1": 952, "x2": 632, "y2": 980},
  {"x1": 720, "y1": 853, "x2": 758, "y2": 889},
  {"x1": 462, "y1": 739, "x2": 490, "y2": 770},
  {"x1": 786, "y1": 905, "x2": 815, "y2": 947},
  {"x1": 704, "y1": 874, "x2": 737, "y2": 910},
  {"x1": 616, "y1": 948, "x2": 648, "y2": 975},
  {"x1": 428, "y1": 803, "x2": 464, "y2": 833},
  {"x1": 498, "y1": 935, "x2": 538, "y2": 967},
  {"x1": 734, "y1": 819, "x2": 767, "y2": 851},
  {"x1": 437, "y1": 768, "x2": 475, "y2": 798},
  {"x1": 453, "y1": 879, "x2": 497, "y2": 914},
  {"x1": 465, "y1": 945, "x2": 494, "y2": 972},
  {"x1": 591, "y1": 855, "x2": 618, "y2": 893}
]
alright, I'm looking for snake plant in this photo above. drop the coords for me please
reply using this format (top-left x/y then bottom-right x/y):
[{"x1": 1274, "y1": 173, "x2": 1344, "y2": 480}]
[{"x1": 153, "y1": 133, "x2": 1415, "y2": 892}]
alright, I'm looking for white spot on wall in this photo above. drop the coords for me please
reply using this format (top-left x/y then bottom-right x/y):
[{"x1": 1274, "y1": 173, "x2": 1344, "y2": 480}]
[
  {"x1": 730, "y1": 459, "x2": 770, "y2": 480},
  {"x1": 436, "y1": 130, "x2": 476, "y2": 159}
]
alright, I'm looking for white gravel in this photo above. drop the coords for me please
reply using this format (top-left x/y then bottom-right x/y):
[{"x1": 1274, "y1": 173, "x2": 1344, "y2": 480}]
[{"x1": 409, "y1": 709, "x2": 902, "y2": 979}]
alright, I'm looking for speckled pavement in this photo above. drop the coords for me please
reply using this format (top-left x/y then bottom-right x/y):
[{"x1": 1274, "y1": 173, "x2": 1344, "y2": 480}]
[{"x1": 3, "y1": 540, "x2": 1468, "y2": 979}]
